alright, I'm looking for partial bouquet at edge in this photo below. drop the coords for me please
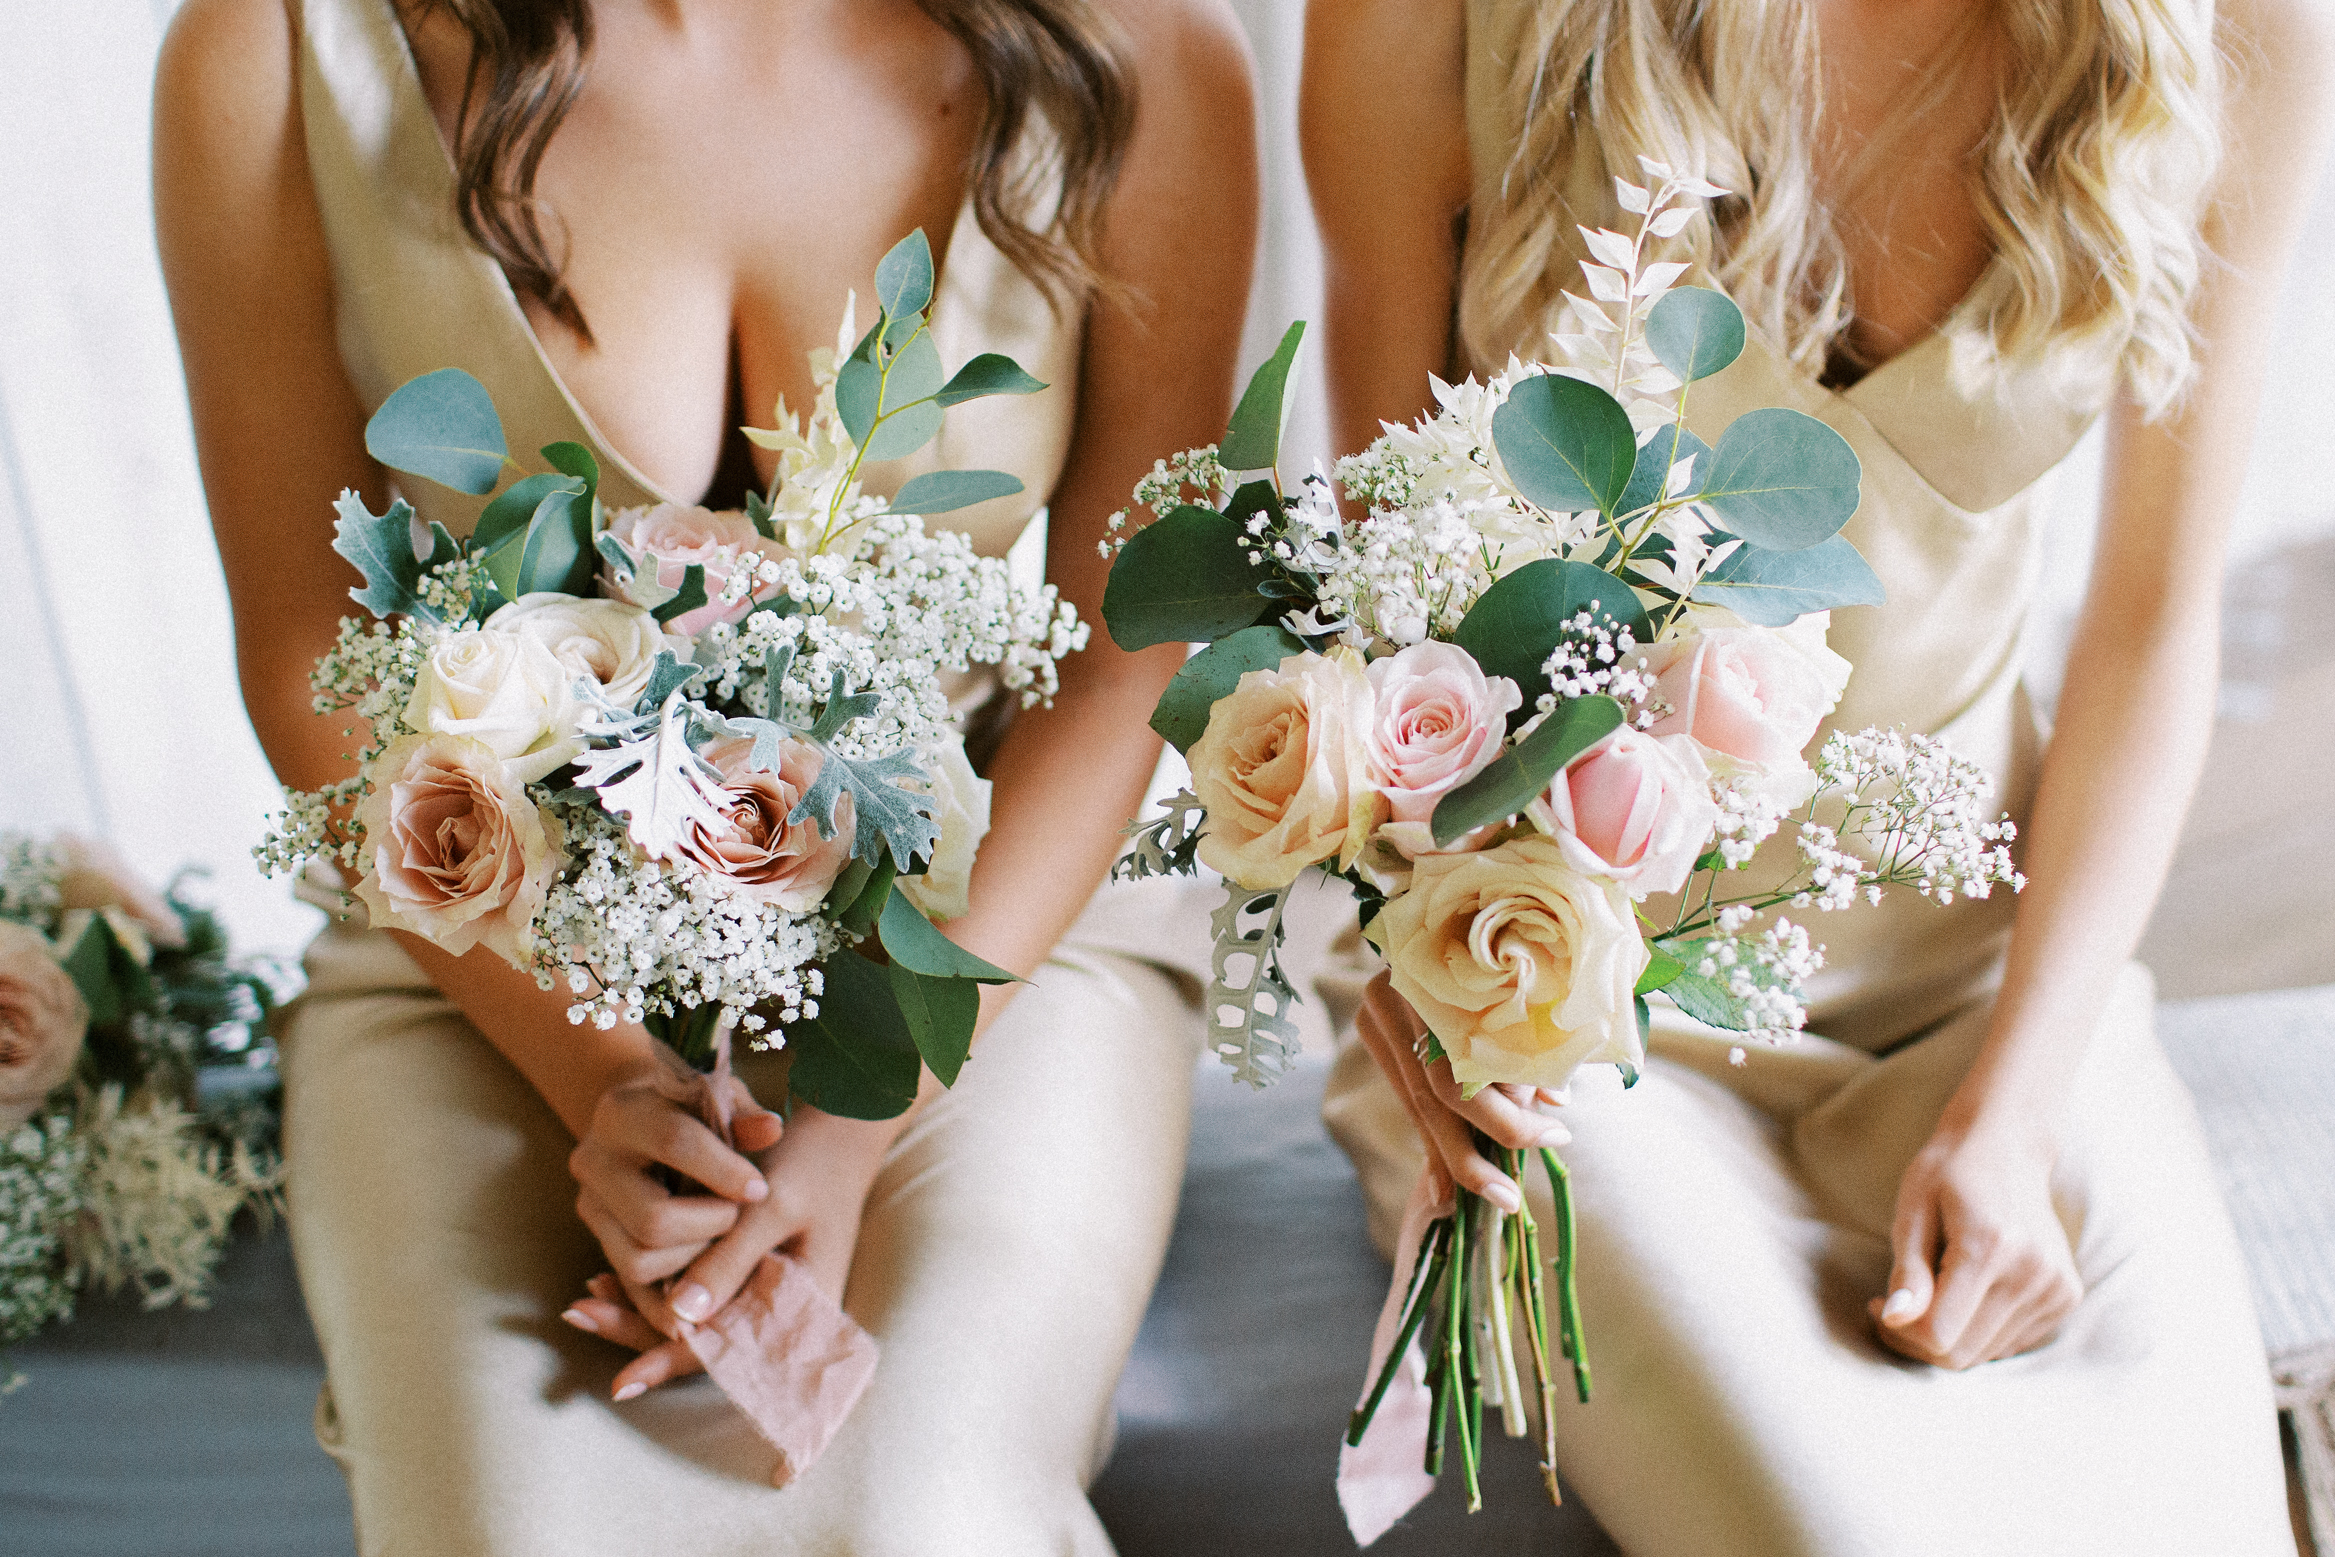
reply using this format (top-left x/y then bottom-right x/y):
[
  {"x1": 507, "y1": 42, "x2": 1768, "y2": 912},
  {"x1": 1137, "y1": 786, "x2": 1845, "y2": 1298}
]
[
  {"x1": 257, "y1": 231, "x2": 1086, "y2": 1481},
  {"x1": 1101, "y1": 165, "x2": 2023, "y2": 1538}
]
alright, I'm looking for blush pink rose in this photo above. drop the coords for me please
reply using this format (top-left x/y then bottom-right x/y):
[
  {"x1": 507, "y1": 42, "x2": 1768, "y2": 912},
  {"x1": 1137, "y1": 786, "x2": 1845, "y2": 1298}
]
[
  {"x1": 352, "y1": 732, "x2": 565, "y2": 964},
  {"x1": 676, "y1": 738, "x2": 857, "y2": 913},
  {"x1": 0, "y1": 921, "x2": 89, "y2": 1132},
  {"x1": 1188, "y1": 648, "x2": 1384, "y2": 890},
  {"x1": 1530, "y1": 728, "x2": 1716, "y2": 899},
  {"x1": 1641, "y1": 615, "x2": 1852, "y2": 769},
  {"x1": 601, "y1": 503, "x2": 780, "y2": 638},
  {"x1": 1363, "y1": 642, "x2": 1522, "y2": 860}
]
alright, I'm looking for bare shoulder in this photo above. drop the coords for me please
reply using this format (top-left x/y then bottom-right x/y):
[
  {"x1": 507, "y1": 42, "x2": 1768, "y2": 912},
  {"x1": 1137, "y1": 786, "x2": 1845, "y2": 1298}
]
[
  {"x1": 154, "y1": 0, "x2": 297, "y2": 131},
  {"x1": 1092, "y1": 0, "x2": 1256, "y2": 145}
]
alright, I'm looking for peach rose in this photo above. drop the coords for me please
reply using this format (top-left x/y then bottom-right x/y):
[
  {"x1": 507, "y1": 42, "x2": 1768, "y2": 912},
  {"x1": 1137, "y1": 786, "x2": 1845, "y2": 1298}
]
[
  {"x1": 1189, "y1": 647, "x2": 1385, "y2": 890},
  {"x1": 486, "y1": 594, "x2": 692, "y2": 710},
  {"x1": 600, "y1": 503, "x2": 779, "y2": 637},
  {"x1": 1363, "y1": 642, "x2": 1522, "y2": 860},
  {"x1": 403, "y1": 626, "x2": 585, "y2": 784},
  {"x1": 352, "y1": 732, "x2": 564, "y2": 963},
  {"x1": 52, "y1": 833, "x2": 186, "y2": 964},
  {"x1": 1529, "y1": 728, "x2": 1717, "y2": 899},
  {"x1": 0, "y1": 921, "x2": 88, "y2": 1132},
  {"x1": 676, "y1": 738, "x2": 858, "y2": 913},
  {"x1": 1367, "y1": 835, "x2": 1646, "y2": 1092},
  {"x1": 1642, "y1": 614, "x2": 1851, "y2": 770}
]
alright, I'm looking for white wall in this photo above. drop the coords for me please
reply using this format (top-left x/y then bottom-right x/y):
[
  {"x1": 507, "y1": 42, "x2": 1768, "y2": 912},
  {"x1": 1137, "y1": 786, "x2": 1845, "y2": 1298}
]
[{"x1": 2, "y1": 0, "x2": 2327, "y2": 957}]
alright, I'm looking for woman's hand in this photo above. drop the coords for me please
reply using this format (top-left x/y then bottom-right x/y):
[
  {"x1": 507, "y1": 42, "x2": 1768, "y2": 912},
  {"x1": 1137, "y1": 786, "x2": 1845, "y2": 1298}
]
[
  {"x1": 564, "y1": 1099, "x2": 897, "y2": 1400},
  {"x1": 1354, "y1": 969, "x2": 1571, "y2": 1214},
  {"x1": 1869, "y1": 1112, "x2": 2081, "y2": 1370}
]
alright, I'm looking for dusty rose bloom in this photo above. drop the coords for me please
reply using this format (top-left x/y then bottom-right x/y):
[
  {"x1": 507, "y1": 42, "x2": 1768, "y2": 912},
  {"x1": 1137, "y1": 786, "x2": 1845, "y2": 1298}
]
[
  {"x1": 676, "y1": 738, "x2": 857, "y2": 913},
  {"x1": 352, "y1": 733, "x2": 564, "y2": 963},
  {"x1": 600, "y1": 504, "x2": 779, "y2": 637},
  {"x1": 1363, "y1": 641, "x2": 1522, "y2": 860},
  {"x1": 0, "y1": 921, "x2": 88, "y2": 1132}
]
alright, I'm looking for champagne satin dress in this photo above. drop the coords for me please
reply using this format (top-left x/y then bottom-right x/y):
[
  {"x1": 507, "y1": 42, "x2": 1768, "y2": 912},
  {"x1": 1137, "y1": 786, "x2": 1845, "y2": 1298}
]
[
  {"x1": 1320, "y1": 5, "x2": 2297, "y2": 1552},
  {"x1": 280, "y1": 1, "x2": 1199, "y2": 1551}
]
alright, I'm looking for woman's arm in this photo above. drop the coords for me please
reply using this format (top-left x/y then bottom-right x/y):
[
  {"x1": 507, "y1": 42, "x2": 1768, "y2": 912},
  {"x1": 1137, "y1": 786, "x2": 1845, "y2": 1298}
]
[
  {"x1": 578, "y1": 0, "x2": 1264, "y2": 1394},
  {"x1": 1874, "y1": 0, "x2": 2335, "y2": 1369}
]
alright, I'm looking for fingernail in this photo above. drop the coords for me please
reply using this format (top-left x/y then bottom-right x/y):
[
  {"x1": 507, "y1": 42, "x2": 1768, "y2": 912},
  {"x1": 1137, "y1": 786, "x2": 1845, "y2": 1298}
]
[
  {"x1": 1881, "y1": 1288, "x2": 1920, "y2": 1324},
  {"x1": 740, "y1": 1177, "x2": 768, "y2": 1203},
  {"x1": 1483, "y1": 1179, "x2": 1522, "y2": 1214},
  {"x1": 612, "y1": 1381, "x2": 646, "y2": 1403},
  {"x1": 671, "y1": 1282, "x2": 714, "y2": 1323},
  {"x1": 560, "y1": 1307, "x2": 597, "y2": 1333},
  {"x1": 1536, "y1": 1123, "x2": 1571, "y2": 1148}
]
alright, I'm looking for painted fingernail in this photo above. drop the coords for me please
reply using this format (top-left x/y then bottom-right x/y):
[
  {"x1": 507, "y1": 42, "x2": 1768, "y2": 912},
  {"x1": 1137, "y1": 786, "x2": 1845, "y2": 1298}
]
[
  {"x1": 1536, "y1": 1123, "x2": 1571, "y2": 1148},
  {"x1": 1483, "y1": 1179, "x2": 1522, "y2": 1214},
  {"x1": 671, "y1": 1282, "x2": 714, "y2": 1323},
  {"x1": 560, "y1": 1307, "x2": 597, "y2": 1333},
  {"x1": 1881, "y1": 1288, "x2": 1920, "y2": 1324},
  {"x1": 612, "y1": 1381, "x2": 646, "y2": 1403}
]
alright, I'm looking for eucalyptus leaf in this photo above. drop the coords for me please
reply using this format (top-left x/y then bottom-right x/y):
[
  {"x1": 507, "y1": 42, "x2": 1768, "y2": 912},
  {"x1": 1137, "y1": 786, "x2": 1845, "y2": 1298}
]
[
  {"x1": 785, "y1": 951, "x2": 922, "y2": 1120},
  {"x1": 514, "y1": 487, "x2": 595, "y2": 597},
  {"x1": 1615, "y1": 423, "x2": 1713, "y2": 518},
  {"x1": 364, "y1": 368, "x2": 508, "y2": 495},
  {"x1": 1452, "y1": 558, "x2": 1650, "y2": 719},
  {"x1": 1148, "y1": 624, "x2": 1306, "y2": 753},
  {"x1": 1491, "y1": 372, "x2": 1638, "y2": 517},
  {"x1": 878, "y1": 887, "x2": 1018, "y2": 983},
  {"x1": 935, "y1": 353, "x2": 1046, "y2": 408},
  {"x1": 1101, "y1": 505, "x2": 1274, "y2": 651},
  {"x1": 745, "y1": 490, "x2": 778, "y2": 541},
  {"x1": 1644, "y1": 287, "x2": 1746, "y2": 383},
  {"x1": 1430, "y1": 695, "x2": 1623, "y2": 845},
  {"x1": 875, "y1": 229, "x2": 936, "y2": 320},
  {"x1": 838, "y1": 853, "x2": 898, "y2": 940},
  {"x1": 889, "y1": 961, "x2": 979, "y2": 1087},
  {"x1": 1220, "y1": 321, "x2": 1307, "y2": 472},
  {"x1": 1692, "y1": 534, "x2": 1885, "y2": 625},
  {"x1": 1699, "y1": 408, "x2": 1862, "y2": 551},
  {"x1": 889, "y1": 468, "x2": 1025, "y2": 516},
  {"x1": 476, "y1": 473, "x2": 584, "y2": 554},
  {"x1": 332, "y1": 490, "x2": 462, "y2": 621},
  {"x1": 843, "y1": 331, "x2": 947, "y2": 464}
]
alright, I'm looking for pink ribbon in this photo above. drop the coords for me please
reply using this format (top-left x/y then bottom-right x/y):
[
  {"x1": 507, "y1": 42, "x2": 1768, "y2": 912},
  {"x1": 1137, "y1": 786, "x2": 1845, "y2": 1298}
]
[{"x1": 1336, "y1": 1169, "x2": 1452, "y2": 1545}]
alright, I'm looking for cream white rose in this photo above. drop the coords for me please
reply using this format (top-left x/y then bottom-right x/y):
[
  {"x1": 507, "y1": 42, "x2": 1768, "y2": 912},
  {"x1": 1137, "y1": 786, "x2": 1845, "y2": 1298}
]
[
  {"x1": 898, "y1": 735, "x2": 992, "y2": 923},
  {"x1": 1367, "y1": 835, "x2": 1646, "y2": 1092},
  {"x1": 403, "y1": 626, "x2": 584, "y2": 784},
  {"x1": 486, "y1": 594, "x2": 690, "y2": 710},
  {"x1": 1188, "y1": 648, "x2": 1385, "y2": 890}
]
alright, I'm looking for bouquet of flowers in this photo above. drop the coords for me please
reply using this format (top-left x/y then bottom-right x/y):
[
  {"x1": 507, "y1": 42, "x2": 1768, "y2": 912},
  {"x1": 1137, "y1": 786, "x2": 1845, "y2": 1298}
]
[
  {"x1": 1102, "y1": 165, "x2": 2023, "y2": 1533},
  {"x1": 0, "y1": 832, "x2": 285, "y2": 1375},
  {"x1": 257, "y1": 231, "x2": 1086, "y2": 1477}
]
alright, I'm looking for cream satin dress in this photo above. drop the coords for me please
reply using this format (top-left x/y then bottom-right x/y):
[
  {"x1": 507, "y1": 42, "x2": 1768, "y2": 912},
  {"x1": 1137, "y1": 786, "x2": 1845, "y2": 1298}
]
[
  {"x1": 1321, "y1": 6, "x2": 2298, "y2": 1553},
  {"x1": 281, "y1": 1, "x2": 1199, "y2": 1551}
]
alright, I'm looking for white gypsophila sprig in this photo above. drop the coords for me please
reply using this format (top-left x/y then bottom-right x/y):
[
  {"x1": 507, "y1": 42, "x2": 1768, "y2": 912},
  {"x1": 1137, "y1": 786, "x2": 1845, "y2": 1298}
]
[
  {"x1": 1101, "y1": 446, "x2": 1233, "y2": 558},
  {"x1": 1532, "y1": 611, "x2": 1654, "y2": 712},
  {"x1": 533, "y1": 802, "x2": 840, "y2": 1038},
  {"x1": 255, "y1": 611, "x2": 440, "y2": 876},
  {"x1": 0, "y1": 1116, "x2": 82, "y2": 1345},
  {"x1": 0, "y1": 834, "x2": 64, "y2": 933},
  {"x1": 1808, "y1": 728, "x2": 2026, "y2": 907},
  {"x1": 1708, "y1": 774, "x2": 1792, "y2": 867},
  {"x1": 1691, "y1": 905, "x2": 1820, "y2": 1042}
]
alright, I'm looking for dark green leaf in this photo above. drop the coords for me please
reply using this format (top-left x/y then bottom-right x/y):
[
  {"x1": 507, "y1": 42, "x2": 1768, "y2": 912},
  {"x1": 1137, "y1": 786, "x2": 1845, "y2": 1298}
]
[
  {"x1": 1220, "y1": 321, "x2": 1307, "y2": 471},
  {"x1": 647, "y1": 563, "x2": 708, "y2": 626},
  {"x1": 1148, "y1": 624, "x2": 1306, "y2": 752},
  {"x1": 514, "y1": 487, "x2": 594, "y2": 596},
  {"x1": 1699, "y1": 408, "x2": 1862, "y2": 551},
  {"x1": 1102, "y1": 505, "x2": 1274, "y2": 651},
  {"x1": 888, "y1": 961, "x2": 980, "y2": 1087},
  {"x1": 1452, "y1": 558, "x2": 1650, "y2": 720},
  {"x1": 1635, "y1": 945, "x2": 1685, "y2": 996},
  {"x1": 785, "y1": 951, "x2": 922, "y2": 1120},
  {"x1": 745, "y1": 490, "x2": 778, "y2": 541},
  {"x1": 1490, "y1": 372, "x2": 1638, "y2": 517},
  {"x1": 58, "y1": 914, "x2": 128, "y2": 1028},
  {"x1": 875, "y1": 229, "x2": 935, "y2": 320},
  {"x1": 1430, "y1": 695, "x2": 1623, "y2": 845},
  {"x1": 1615, "y1": 423, "x2": 1713, "y2": 517},
  {"x1": 332, "y1": 490, "x2": 461, "y2": 620},
  {"x1": 1644, "y1": 287, "x2": 1746, "y2": 384},
  {"x1": 935, "y1": 353, "x2": 1046, "y2": 408},
  {"x1": 476, "y1": 473, "x2": 584, "y2": 554},
  {"x1": 878, "y1": 887, "x2": 1018, "y2": 983},
  {"x1": 540, "y1": 440, "x2": 599, "y2": 492},
  {"x1": 889, "y1": 469, "x2": 1025, "y2": 515},
  {"x1": 835, "y1": 852, "x2": 898, "y2": 939},
  {"x1": 595, "y1": 531, "x2": 637, "y2": 580},
  {"x1": 1692, "y1": 534, "x2": 1885, "y2": 625},
  {"x1": 364, "y1": 368, "x2": 508, "y2": 495},
  {"x1": 1649, "y1": 938, "x2": 1753, "y2": 1031}
]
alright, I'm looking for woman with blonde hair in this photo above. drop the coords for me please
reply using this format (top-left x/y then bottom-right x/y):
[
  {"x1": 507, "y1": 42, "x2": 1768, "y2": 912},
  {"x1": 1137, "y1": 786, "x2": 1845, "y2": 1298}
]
[
  {"x1": 1304, "y1": 0, "x2": 2329, "y2": 1549},
  {"x1": 153, "y1": 0, "x2": 1254, "y2": 1550}
]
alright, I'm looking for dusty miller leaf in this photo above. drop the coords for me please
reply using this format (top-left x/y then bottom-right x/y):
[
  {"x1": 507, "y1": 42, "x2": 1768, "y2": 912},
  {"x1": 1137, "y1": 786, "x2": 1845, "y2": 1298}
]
[
  {"x1": 570, "y1": 699, "x2": 729, "y2": 861},
  {"x1": 1205, "y1": 880, "x2": 1303, "y2": 1088},
  {"x1": 1115, "y1": 789, "x2": 1207, "y2": 882},
  {"x1": 332, "y1": 489, "x2": 460, "y2": 621}
]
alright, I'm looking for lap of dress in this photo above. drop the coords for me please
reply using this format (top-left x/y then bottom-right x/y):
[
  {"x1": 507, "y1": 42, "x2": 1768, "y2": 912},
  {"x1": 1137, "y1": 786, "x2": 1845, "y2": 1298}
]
[
  {"x1": 283, "y1": 916, "x2": 1202, "y2": 1557},
  {"x1": 1322, "y1": 960, "x2": 2297, "y2": 1557}
]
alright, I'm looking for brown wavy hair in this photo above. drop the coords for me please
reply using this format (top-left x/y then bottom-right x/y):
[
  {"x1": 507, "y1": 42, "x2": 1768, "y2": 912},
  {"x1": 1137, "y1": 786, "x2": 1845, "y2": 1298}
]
[{"x1": 407, "y1": 0, "x2": 1136, "y2": 337}]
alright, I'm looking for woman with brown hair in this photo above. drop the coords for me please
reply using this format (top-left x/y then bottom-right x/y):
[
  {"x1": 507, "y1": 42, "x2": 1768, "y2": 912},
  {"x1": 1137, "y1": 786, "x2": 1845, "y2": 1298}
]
[
  {"x1": 1305, "y1": 0, "x2": 2329, "y2": 1550},
  {"x1": 152, "y1": 0, "x2": 1254, "y2": 1550}
]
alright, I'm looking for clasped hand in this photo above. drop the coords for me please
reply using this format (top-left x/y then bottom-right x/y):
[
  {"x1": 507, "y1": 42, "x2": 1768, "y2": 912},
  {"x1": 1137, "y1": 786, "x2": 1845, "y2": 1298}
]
[
  {"x1": 561, "y1": 1069, "x2": 879, "y2": 1401},
  {"x1": 1357, "y1": 971, "x2": 2083, "y2": 1370}
]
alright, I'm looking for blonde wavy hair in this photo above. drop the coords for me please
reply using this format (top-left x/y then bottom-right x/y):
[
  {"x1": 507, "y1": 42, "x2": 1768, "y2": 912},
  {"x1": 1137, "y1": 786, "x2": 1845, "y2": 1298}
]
[{"x1": 1458, "y1": 0, "x2": 2224, "y2": 414}]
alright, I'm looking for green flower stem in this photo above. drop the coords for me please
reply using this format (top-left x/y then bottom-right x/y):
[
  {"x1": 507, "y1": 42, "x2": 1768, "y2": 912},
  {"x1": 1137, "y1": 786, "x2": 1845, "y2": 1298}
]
[
  {"x1": 1346, "y1": 1216, "x2": 1451, "y2": 1446},
  {"x1": 1453, "y1": 1188, "x2": 1485, "y2": 1513},
  {"x1": 1424, "y1": 1301, "x2": 1453, "y2": 1476},
  {"x1": 1541, "y1": 1147, "x2": 1593, "y2": 1403}
]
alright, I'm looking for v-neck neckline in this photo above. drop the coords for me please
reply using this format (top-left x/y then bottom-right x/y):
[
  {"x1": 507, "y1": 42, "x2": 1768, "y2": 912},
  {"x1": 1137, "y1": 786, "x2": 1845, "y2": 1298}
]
[{"x1": 375, "y1": 0, "x2": 970, "y2": 512}]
